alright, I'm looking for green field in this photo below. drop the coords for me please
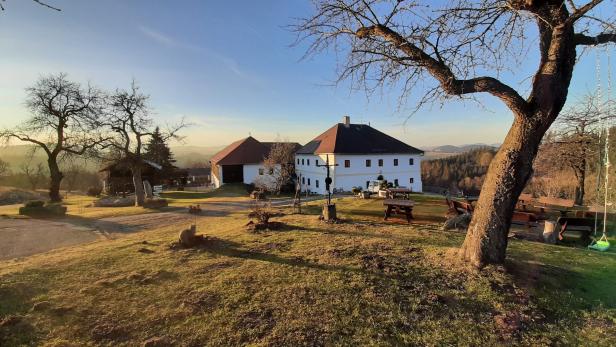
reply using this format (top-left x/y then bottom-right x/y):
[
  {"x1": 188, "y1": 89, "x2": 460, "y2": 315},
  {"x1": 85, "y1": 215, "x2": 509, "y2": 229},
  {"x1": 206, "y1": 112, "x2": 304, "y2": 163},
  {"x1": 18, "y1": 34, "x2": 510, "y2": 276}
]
[{"x1": 0, "y1": 192, "x2": 615, "y2": 346}]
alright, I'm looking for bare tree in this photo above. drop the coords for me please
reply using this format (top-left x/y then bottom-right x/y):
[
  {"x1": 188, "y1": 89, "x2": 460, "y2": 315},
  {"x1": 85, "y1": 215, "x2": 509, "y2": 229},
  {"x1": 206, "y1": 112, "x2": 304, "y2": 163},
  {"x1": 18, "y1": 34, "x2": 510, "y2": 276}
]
[
  {"x1": 0, "y1": 158, "x2": 9, "y2": 178},
  {"x1": 20, "y1": 159, "x2": 46, "y2": 191},
  {"x1": 263, "y1": 142, "x2": 297, "y2": 194},
  {"x1": 102, "y1": 82, "x2": 185, "y2": 206},
  {"x1": 0, "y1": 73, "x2": 105, "y2": 202},
  {"x1": 535, "y1": 93, "x2": 612, "y2": 204},
  {"x1": 295, "y1": 0, "x2": 616, "y2": 267},
  {"x1": 0, "y1": 1, "x2": 61, "y2": 11}
]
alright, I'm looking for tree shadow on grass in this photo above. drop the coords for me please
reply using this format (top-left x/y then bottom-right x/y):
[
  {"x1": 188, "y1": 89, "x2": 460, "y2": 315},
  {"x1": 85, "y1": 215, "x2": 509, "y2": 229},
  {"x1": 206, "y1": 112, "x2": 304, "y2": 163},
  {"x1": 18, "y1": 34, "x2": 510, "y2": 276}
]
[{"x1": 198, "y1": 237, "x2": 366, "y2": 274}]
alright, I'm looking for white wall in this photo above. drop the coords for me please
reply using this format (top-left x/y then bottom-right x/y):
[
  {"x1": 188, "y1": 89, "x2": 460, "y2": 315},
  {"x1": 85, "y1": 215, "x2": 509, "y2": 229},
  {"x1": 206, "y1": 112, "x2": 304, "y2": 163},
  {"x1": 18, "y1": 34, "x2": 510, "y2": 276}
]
[
  {"x1": 295, "y1": 154, "x2": 329, "y2": 194},
  {"x1": 296, "y1": 153, "x2": 423, "y2": 194},
  {"x1": 212, "y1": 166, "x2": 222, "y2": 188},
  {"x1": 244, "y1": 163, "x2": 279, "y2": 190}
]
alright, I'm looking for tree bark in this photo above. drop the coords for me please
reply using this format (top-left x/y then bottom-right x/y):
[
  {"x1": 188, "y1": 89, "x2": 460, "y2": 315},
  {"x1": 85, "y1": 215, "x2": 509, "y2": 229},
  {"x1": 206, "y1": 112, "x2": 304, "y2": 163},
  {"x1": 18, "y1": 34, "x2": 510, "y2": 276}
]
[
  {"x1": 48, "y1": 157, "x2": 63, "y2": 202},
  {"x1": 459, "y1": 115, "x2": 548, "y2": 266},
  {"x1": 132, "y1": 166, "x2": 145, "y2": 207}
]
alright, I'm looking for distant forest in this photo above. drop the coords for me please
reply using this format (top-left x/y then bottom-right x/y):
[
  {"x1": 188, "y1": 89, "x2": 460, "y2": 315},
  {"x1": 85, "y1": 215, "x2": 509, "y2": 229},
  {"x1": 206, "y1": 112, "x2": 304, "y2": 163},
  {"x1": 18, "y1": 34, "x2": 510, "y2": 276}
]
[{"x1": 421, "y1": 147, "x2": 497, "y2": 195}]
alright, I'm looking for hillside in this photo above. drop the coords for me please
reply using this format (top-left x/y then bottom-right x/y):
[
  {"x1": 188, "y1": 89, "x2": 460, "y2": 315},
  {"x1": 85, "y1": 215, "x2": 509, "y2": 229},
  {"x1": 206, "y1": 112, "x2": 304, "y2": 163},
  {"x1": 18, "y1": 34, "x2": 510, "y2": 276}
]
[
  {"x1": 0, "y1": 195, "x2": 614, "y2": 345},
  {"x1": 421, "y1": 147, "x2": 497, "y2": 194},
  {"x1": 0, "y1": 145, "x2": 224, "y2": 172}
]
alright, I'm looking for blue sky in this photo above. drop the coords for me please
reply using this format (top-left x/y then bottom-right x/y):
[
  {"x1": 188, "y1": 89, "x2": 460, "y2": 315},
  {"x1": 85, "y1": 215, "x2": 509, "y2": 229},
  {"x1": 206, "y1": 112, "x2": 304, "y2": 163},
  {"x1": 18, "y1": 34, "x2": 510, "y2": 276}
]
[{"x1": 0, "y1": 0, "x2": 613, "y2": 148}]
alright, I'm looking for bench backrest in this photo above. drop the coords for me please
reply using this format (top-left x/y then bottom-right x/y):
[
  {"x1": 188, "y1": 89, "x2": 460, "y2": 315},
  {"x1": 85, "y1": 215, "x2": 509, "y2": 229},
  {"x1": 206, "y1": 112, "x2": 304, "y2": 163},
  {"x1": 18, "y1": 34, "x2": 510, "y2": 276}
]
[
  {"x1": 518, "y1": 193, "x2": 534, "y2": 202},
  {"x1": 537, "y1": 196, "x2": 575, "y2": 208},
  {"x1": 446, "y1": 198, "x2": 473, "y2": 214}
]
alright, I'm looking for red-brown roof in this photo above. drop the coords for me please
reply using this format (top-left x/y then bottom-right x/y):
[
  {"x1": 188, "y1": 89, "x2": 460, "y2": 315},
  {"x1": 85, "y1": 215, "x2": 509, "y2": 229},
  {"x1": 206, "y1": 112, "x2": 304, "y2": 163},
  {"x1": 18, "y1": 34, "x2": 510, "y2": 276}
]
[
  {"x1": 210, "y1": 136, "x2": 301, "y2": 165},
  {"x1": 297, "y1": 123, "x2": 424, "y2": 155}
]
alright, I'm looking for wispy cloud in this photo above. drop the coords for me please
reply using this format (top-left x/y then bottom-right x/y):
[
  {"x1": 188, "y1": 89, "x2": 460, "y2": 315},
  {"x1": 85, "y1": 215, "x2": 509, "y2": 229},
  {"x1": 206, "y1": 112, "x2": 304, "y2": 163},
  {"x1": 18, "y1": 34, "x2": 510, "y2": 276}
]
[
  {"x1": 136, "y1": 24, "x2": 244, "y2": 77},
  {"x1": 137, "y1": 25, "x2": 176, "y2": 47}
]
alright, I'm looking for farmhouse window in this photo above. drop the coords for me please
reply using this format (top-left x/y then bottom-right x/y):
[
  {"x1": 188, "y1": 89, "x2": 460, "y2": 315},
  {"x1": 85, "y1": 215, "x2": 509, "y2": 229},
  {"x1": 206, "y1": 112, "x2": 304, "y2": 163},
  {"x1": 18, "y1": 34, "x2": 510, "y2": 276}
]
[
  {"x1": 409, "y1": 158, "x2": 414, "y2": 165},
  {"x1": 366, "y1": 159, "x2": 371, "y2": 167},
  {"x1": 394, "y1": 179, "x2": 399, "y2": 186},
  {"x1": 302, "y1": 177, "x2": 305, "y2": 184},
  {"x1": 302, "y1": 159, "x2": 305, "y2": 165},
  {"x1": 394, "y1": 159, "x2": 398, "y2": 166},
  {"x1": 410, "y1": 177, "x2": 414, "y2": 184},
  {"x1": 308, "y1": 178, "x2": 311, "y2": 186},
  {"x1": 297, "y1": 158, "x2": 300, "y2": 165},
  {"x1": 307, "y1": 159, "x2": 310, "y2": 166},
  {"x1": 344, "y1": 160, "x2": 350, "y2": 168},
  {"x1": 316, "y1": 180, "x2": 319, "y2": 188},
  {"x1": 258, "y1": 168, "x2": 264, "y2": 175},
  {"x1": 378, "y1": 159, "x2": 383, "y2": 167}
]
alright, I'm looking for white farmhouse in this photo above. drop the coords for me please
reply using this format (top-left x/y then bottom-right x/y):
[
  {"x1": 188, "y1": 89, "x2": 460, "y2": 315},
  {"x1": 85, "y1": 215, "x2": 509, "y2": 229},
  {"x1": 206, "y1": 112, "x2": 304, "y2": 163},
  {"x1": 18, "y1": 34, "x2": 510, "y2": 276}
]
[
  {"x1": 210, "y1": 136, "x2": 300, "y2": 189},
  {"x1": 295, "y1": 117, "x2": 424, "y2": 194}
]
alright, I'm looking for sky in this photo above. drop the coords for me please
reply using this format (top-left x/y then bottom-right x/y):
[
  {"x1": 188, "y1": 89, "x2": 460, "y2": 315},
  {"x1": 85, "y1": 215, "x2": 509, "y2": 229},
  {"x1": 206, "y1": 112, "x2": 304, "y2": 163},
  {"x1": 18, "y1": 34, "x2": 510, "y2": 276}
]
[{"x1": 0, "y1": 0, "x2": 614, "y2": 149}]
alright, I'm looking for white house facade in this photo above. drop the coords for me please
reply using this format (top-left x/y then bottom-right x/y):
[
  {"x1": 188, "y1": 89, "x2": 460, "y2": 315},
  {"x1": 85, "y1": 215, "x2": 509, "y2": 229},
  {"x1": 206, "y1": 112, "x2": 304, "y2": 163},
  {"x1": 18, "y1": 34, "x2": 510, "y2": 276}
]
[{"x1": 295, "y1": 117, "x2": 424, "y2": 194}]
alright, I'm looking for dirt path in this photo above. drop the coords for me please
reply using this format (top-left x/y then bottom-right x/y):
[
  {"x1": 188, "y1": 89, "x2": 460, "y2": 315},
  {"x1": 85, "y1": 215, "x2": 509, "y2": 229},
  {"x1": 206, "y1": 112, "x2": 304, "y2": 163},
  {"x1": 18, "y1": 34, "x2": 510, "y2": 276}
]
[
  {"x1": 0, "y1": 196, "x2": 328, "y2": 261},
  {"x1": 0, "y1": 217, "x2": 101, "y2": 260}
]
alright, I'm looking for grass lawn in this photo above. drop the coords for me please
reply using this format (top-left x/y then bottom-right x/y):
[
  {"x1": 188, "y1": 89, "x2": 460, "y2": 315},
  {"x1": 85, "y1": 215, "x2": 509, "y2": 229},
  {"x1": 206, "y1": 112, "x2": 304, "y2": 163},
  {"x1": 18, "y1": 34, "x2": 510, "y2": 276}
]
[{"x1": 1, "y1": 194, "x2": 615, "y2": 346}]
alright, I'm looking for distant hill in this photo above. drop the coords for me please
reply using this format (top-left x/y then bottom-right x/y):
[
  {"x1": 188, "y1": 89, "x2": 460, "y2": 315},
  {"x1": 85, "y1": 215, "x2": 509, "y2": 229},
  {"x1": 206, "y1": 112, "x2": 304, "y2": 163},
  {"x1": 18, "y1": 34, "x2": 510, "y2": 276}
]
[
  {"x1": 0, "y1": 144, "x2": 225, "y2": 172},
  {"x1": 429, "y1": 143, "x2": 499, "y2": 153},
  {"x1": 422, "y1": 143, "x2": 499, "y2": 160},
  {"x1": 171, "y1": 145, "x2": 225, "y2": 168},
  {"x1": 421, "y1": 147, "x2": 497, "y2": 195}
]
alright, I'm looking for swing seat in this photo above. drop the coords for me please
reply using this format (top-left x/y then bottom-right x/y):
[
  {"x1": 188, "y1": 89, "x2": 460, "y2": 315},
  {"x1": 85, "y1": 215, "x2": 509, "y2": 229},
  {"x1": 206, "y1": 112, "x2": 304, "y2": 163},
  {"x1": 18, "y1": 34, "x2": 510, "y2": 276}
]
[{"x1": 588, "y1": 238, "x2": 611, "y2": 252}]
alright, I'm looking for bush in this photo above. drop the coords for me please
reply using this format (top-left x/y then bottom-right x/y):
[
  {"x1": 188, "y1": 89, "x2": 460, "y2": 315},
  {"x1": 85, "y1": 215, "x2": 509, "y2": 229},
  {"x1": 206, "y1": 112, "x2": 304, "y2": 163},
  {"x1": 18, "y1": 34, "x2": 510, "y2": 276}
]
[
  {"x1": 379, "y1": 180, "x2": 389, "y2": 190},
  {"x1": 19, "y1": 201, "x2": 67, "y2": 217},
  {"x1": 24, "y1": 200, "x2": 45, "y2": 208},
  {"x1": 143, "y1": 198, "x2": 168, "y2": 209},
  {"x1": 86, "y1": 186, "x2": 102, "y2": 197},
  {"x1": 351, "y1": 186, "x2": 363, "y2": 195}
]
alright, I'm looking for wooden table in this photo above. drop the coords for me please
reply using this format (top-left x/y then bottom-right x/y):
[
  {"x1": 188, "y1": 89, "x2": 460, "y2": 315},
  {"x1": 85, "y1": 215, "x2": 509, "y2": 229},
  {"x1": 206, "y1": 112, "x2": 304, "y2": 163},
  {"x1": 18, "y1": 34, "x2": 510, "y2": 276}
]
[
  {"x1": 386, "y1": 188, "x2": 413, "y2": 200},
  {"x1": 383, "y1": 199, "x2": 415, "y2": 223}
]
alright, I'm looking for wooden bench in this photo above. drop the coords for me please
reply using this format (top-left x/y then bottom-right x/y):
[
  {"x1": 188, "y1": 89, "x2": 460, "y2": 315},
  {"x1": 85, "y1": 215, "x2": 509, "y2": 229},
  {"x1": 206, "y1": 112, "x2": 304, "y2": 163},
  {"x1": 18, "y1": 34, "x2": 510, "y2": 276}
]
[
  {"x1": 535, "y1": 197, "x2": 576, "y2": 216},
  {"x1": 516, "y1": 193, "x2": 535, "y2": 211},
  {"x1": 511, "y1": 211, "x2": 539, "y2": 229},
  {"x1": 446, "y1": 198, "x2": 474, "y2": 216},
  {"x1": 386, "y1": 188, "x2": 413, "y2": 200},
  {"x1": 383, "y1": 199, "x2": 415, "y2": 223},
  {"x1": 556, "y1": 217, "x2": 595, "y2": 244}
]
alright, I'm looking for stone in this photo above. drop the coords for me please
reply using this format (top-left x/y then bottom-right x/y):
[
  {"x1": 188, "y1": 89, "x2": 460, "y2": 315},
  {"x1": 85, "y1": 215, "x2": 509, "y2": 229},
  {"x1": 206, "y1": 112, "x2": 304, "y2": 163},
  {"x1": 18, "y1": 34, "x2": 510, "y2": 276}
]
[
  {"x1": 543, "y1": 221, "x2": 558, "y2": 244},
  {"x1": 143, "y1": 180, "x2": 153, "y2": 199},
  {"x1": 179, "y1": 225, "x2": 201, "y2": 247}
]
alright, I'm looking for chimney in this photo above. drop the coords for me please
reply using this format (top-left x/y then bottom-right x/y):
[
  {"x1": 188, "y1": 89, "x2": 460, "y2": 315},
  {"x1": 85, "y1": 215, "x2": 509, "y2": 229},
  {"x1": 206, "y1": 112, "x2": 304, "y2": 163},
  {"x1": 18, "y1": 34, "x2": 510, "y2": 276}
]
[{"x1": 342, "y1": 115, "x2": 350, "y2": 126}]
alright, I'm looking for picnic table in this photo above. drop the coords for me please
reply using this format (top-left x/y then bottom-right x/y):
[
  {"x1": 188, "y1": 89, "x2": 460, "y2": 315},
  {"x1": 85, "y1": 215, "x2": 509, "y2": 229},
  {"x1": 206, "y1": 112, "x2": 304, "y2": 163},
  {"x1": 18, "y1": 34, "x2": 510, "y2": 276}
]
[
  {"x1": 534, "y1": 196, "x2": 576, "y2": 217},
  {"x1": 386, "y1": 188, "x2": 413, "y2": 200},
  {"x1": 383, "y1": 199, "x2": 415, "y2": 223}
]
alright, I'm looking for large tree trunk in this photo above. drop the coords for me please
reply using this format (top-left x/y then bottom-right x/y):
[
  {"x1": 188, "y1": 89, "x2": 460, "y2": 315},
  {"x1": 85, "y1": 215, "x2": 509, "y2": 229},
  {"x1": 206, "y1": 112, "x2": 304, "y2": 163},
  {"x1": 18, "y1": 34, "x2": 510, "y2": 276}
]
[
  {"x1": 48, "y1": 157, "x2": 63, "y2": 202},
  {"x1": 459, "y1": 115, "x2": 547, "y2": 266},
  {"x1": 132, "y1": 166, "x2": 145, "y2": 207}
]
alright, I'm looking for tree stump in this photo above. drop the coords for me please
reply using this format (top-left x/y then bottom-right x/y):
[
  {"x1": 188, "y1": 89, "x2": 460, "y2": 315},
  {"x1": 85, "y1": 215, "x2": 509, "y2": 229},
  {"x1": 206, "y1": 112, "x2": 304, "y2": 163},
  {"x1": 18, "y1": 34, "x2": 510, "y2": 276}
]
[{"x1": 322, "y1": 204, "x2": 337, "y2": 221}]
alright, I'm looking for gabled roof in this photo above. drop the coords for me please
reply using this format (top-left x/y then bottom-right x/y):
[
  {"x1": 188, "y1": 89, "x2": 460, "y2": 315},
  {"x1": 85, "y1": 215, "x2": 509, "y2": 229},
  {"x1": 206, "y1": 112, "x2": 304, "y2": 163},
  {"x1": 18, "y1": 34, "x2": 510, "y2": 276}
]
[
  {"x1": 297, "y1": 123, "x2": 424, "y2": 155},
  {"x1": 210, "y1": 136, "x2": 301, "y2": 165}
]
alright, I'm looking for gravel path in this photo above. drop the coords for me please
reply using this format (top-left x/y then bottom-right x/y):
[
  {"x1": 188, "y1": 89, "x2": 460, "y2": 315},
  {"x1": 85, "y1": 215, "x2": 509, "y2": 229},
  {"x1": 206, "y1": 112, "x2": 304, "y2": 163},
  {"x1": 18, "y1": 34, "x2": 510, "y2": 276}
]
[{"x1": 0, "y1": 195, "x2": 329, "y2": 261}]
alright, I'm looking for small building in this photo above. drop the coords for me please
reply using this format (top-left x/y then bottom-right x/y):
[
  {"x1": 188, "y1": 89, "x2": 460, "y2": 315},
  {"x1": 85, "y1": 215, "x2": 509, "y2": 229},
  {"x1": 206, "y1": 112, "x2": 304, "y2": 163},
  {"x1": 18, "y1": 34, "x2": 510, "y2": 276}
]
[
  {"x1": 210, "y1": 136, "x2": 301, "y2": 188},
  {"x1": 295, "y1": 116, "x2": 424, "y2": 194},
  {"x1": 186, "y1": 167, "x2": 211, "y2": 186},
  {"x1": 99, "y1": 159, "x2": 187, "y2": 195}
]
